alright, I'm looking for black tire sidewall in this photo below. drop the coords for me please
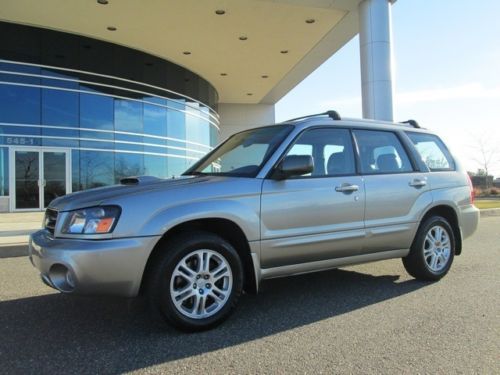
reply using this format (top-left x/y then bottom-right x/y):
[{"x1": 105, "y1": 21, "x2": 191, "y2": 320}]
[
  {"x1": 150, "y1": 231, "x2": 243, "y2": 331},
  {"x1": 412, "y1": 216, "x2": 455, "y2": 279}
]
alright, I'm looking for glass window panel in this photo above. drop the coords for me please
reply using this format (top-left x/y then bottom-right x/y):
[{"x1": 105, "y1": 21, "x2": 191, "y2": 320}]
[
  {"x1": 80, "y1": 93, "x2": 114, "y2": 130},
  {"x1": 79, "y1": 150, "x2": 114, "y2": 189},
  {"x1": 43, "y1": 151, "x2": 67, "y2": 207},
  {"x1": 115, "y1": 142, "x2": 144, "y2": 153},
  {"x1": 42, "y1": 138, "x2": 79, "y2": 148},
  {"x1": 168, "y1": 157, "x2": 188, "y2": 178},
  {"x1": 15, "y1": 151, "x2": 39, "y2": 209},
  {"x1": 114, "y1": 99, "x2": 142, "y2": 133},
  {"x1": 353, "y1": 130, "x2": 413, "y2": 174},
  {"x1": 406, "y1": 132, "x2": 455, "y2": 171},
  {"x1": 0, "y1": 63, "x2": 41, "y2": 84},
  {"x1": 71, "y1": 150, "x2": 80, "y2": 192},
  {"x1": 166, "y1": 101, "x2": 186, "y2": 141},
  {"x1": 41, "y1": 69, "x2": 79, "y2": 89},
  {"x1": 144, "y1": 155, "x2": 168, "y2": 179},
  {"x1": 0, "y1": 84, "x2": 41, "y2": 124},
  {"x1": 0, "y1": 125, "x2": 41, "y2": 136},
  {"x1": 186, "y1": 108, "x2": 210, "y2": 146},
  {"x1": 0, "y1": 147, "x2": 8, "y2": 196},
  {"x1": 79, "y1": 129, "x2": 113, "y2": 141},
  {"x1": 80, "y1": 140, "x2": 114, "y2": 150},
  {"x1": 144, "y1": 102, "x2": 167, "y2": 137},
  {"x1": 114, "y1": 153, "x2": 144, "y2": 183},
  {"x1": 41, "y1": 88, "x2": 79, "y2": 126}
]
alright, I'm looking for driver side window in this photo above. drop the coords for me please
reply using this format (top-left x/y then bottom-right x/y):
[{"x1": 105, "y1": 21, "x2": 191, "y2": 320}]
[{"x1": 284, "y1": 128, "x2": 356, "y2": 177}]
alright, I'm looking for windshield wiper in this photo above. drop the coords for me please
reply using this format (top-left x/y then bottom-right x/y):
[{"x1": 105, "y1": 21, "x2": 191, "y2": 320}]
[{"x1": 182, "y1": 171, "x2": 205, "y2": 176}]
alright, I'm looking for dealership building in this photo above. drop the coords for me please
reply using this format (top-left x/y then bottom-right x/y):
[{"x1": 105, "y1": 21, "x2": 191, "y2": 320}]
[{"x1": 0, "y1": 0, "x2": 396, "y2": 211}]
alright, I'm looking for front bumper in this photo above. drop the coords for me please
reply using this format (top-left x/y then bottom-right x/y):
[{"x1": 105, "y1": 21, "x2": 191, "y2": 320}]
[{"x1": 29, "y1": 230, "x2": 161, "y2": 297}]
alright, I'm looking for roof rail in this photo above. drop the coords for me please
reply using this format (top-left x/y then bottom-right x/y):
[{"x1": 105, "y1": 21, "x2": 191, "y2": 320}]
[
  {"x1": 400, "y1": 119, "x2": 420, "y2": 128},
  {"x1": 283, "y1": 110, "x2": 341, "y2": 123}
]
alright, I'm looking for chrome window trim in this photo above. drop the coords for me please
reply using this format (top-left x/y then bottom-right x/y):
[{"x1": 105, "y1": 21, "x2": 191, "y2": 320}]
[
  {"x1": 0, "y1": 122, "x2": 211, "y2": 150},
  {"x1": 0, "y1": 81, "x2": 220, "y2": 131},
  {"x1": 0, "y1": 59, "x2": 219, "y2": 119},
  {"x1": 0, "y1": 133, "x2": 207, "y2": 155}
]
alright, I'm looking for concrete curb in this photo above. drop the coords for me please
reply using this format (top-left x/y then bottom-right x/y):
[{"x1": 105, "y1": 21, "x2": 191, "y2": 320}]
[
  {"x1": 1, "y1": 210, "x2": 499, "y2": 259},
  {"x1": 0, "y1": 244, "x2": 28, "y2": 258},
  {"x1": 480, "y1": 208, "x2": 500, "y2": 217}
]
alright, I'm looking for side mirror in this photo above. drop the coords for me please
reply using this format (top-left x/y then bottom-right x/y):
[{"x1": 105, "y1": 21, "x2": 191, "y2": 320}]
[{"x1": 274, "y1": 155, "x2": 314, "y2": 180}]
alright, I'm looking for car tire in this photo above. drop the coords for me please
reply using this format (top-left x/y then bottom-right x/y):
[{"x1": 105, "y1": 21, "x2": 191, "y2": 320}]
[
  {"x1": 402, "y1": 215, "x2": 455, "y2": 281},
  {"x1": 146, "y1": 231, "x2": 243, "y2": 332}
]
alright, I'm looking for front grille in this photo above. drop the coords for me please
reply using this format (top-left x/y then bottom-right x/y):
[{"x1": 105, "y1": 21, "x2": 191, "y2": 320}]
[{"x1": 44, "y1": 208, "x2": 58, "y2": 235}]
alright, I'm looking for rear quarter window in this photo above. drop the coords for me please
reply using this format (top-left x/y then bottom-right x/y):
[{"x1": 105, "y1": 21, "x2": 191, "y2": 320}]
[{"x1": 406, "y1": 132, "x2": 455, "y2": 171}]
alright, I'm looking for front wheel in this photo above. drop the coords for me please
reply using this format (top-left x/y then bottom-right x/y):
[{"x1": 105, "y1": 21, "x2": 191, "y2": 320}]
[
  {"x1": 146, "y1": 231, "x2": 243, "y2": 332},
  {"x1": 403, "y1": 216, "x2": 455, "y2": 281}
]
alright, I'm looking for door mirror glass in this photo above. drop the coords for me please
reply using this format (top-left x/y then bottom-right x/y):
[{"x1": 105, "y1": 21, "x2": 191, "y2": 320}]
[{"x1": 275, "y1": 155, "x2": 314, "y2": 179}]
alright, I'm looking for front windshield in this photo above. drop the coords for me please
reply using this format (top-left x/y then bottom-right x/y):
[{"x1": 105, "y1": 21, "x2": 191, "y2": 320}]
[{"x1": 184, "y1": 125, "x2": 293, "y2": 177}]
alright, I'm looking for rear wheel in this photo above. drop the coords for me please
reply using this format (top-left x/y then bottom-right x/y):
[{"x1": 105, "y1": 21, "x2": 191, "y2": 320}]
[
  {"x1": 147, "y1": 231, "x2": 243, "y2": 331},
  {"x1": 403, "y1": 216, "x2": 455, "y2": 281}
]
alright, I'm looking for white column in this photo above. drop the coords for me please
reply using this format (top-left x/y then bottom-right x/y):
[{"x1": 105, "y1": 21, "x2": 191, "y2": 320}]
[
  {"x1": 359, "y1": 0, "x2": 394, "y2": 121},
  {"x1": 217, "y1": 104, "x2": 275, "y2": 142}
]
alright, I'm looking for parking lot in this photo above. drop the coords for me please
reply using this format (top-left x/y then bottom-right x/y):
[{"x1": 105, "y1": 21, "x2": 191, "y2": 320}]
[{"x1": 0, "y1": 217, "x2": 498, "y2": 374}]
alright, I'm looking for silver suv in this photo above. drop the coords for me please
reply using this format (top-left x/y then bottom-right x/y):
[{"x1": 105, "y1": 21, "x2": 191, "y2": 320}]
[{"x1": 29, "y1": 111, "x2": 479, "y2": 331}]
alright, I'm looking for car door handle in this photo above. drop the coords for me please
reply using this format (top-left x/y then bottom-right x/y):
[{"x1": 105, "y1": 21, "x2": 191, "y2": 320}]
[
  {"x1": 335, "y1": 183, "x2": 359, "y2": 193},
  {"x1": 409, "y1": 178, "x2": 427, "y2": 188}
]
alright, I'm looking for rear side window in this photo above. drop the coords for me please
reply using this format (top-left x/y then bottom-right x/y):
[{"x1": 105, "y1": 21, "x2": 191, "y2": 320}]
[
  {"x1": 353, "y1": 130, "x2": 413, "y2": 174},
  {"x1": 406, "y1": 132, "x2": 455, "y2": 171}
]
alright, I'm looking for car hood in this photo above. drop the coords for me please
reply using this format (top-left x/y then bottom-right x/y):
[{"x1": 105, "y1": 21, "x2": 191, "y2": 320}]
[{"x1": 49, "y1": 175, "x2": 210, "y2": 211}]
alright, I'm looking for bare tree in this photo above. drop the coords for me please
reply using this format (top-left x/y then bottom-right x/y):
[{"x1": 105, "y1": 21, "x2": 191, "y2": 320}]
[{"x1": 469, "y1": 133, "x2": 500, "y2": 184}]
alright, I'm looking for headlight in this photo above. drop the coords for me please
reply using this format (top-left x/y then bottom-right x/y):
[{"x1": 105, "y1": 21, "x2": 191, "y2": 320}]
[{"x1": 61, "y1": 206, "x2": 121, "y2": 234}]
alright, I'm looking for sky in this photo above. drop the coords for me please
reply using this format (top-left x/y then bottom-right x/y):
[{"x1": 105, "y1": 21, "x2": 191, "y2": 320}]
[{"x1": 275, "y1": 0, "x2": 500, "y2": 178}]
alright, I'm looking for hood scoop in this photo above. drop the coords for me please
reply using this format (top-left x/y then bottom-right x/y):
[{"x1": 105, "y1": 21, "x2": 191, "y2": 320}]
[{"x1": 120, "y1": 176, "x2": 162, "y2": 185}]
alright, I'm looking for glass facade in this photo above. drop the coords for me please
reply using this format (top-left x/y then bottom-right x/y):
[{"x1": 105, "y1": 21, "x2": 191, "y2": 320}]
[{"x1": 0, "y1": 22, "x2": 219, "y2": 211}]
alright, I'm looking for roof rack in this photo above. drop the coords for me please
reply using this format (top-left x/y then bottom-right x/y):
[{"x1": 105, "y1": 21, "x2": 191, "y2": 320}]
[
  {"x1": 284, "y1": 110, "x2": 341, "y2": 123},
  {"x1": 400, "y1": 119, "x2": 420, "y2": 128}
]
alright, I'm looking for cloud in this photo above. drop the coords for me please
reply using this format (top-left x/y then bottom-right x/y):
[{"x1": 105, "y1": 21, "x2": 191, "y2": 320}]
[
  {"x1": 320, "y1": 83, "x2": 500, "y2": 107},
  {"x1": 396, "y1": 83, "x2": 500, "y2": 104}
]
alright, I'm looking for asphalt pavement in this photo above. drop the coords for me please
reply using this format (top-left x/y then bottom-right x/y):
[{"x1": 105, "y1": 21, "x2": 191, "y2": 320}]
[{"x1": 0, "y1": 217, "x2": 498, "y2": 374}]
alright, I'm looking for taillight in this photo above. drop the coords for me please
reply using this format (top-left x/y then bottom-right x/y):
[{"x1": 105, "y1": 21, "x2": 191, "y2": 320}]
[{"x1": 467, "y1": 174, "x2": 475, "y2": 204}]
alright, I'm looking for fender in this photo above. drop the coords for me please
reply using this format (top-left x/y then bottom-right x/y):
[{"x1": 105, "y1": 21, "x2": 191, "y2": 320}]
[{"x1": 137, "y1": 199, "x2": 261, "y2": 242}]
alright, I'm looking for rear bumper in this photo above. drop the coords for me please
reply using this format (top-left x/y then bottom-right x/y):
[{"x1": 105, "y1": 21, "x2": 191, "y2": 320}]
[
  {"x1": 29, "y1": 230, "x2": 160, "y2": 297},
  {"x1": 460, "y1": 204, "x2": 480, "y2": 240}
]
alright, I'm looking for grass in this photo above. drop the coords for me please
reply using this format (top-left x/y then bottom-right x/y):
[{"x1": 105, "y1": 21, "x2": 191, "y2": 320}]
[{"x1": 475, "y1": 199, "x2": 500, "y2": 209}]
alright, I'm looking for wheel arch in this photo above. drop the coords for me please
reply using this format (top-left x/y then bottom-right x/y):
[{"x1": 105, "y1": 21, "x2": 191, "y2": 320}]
[
  {"x1": 140, "y1": 218, "x2": 258, "y2": 295},
  {"x1": 419, "y1": 204, "x2": 462, "y2": 255}
]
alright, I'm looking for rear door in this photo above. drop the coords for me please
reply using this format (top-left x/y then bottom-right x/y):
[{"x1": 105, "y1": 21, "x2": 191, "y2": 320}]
[
  {"x1": 352, "y1": 129, "x2": 432, "y2": 254},
  {"x1": 260, "y1": 127, "x2": 365, "y2": 268}
]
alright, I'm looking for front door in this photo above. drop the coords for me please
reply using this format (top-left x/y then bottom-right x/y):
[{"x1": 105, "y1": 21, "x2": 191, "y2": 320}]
[
  {"x1": 10, "y1": 148, "x2": 70, "y2": 211},
  {"x1": 260, "y1": 127, "x2": 366, "y2": 268}
]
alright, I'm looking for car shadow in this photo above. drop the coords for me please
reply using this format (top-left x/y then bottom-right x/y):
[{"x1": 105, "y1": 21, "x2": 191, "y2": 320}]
[{"x1": 0, "y1": 268, "x2": 429, "y2": 374}]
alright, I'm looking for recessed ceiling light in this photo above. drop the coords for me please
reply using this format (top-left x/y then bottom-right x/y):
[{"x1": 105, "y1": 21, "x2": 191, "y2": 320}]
[
  {"x1": 280, "y1": 50, "x2": 289, "y2": 54},
  {"x1": 220, "y1": 73, "x2": 228, "y2": 76},
  {"x1": 239, "y1": 36, "x2": 248, "y2": 41},
  {"x1": 97, "y1": 0, "x2": 109, "y2": 4},
  {"x1": 305, "y1": 18, "x2": 316, "y2": 24},
  {"x1": 247, "y1": 93, "x2": 253, "y2": 96},
  {"x1": 261, "y1": 75, "x2": 269, "y2": 79},
  {"x1": 215, "y1": 9, "x2": 226, "y2": 15},
  {"x1": 107, "y1": 26, "x2": 117, "y2": 31},
  {"x1": 183, "y1": 51, "x2": 191, "y2": 55}
]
